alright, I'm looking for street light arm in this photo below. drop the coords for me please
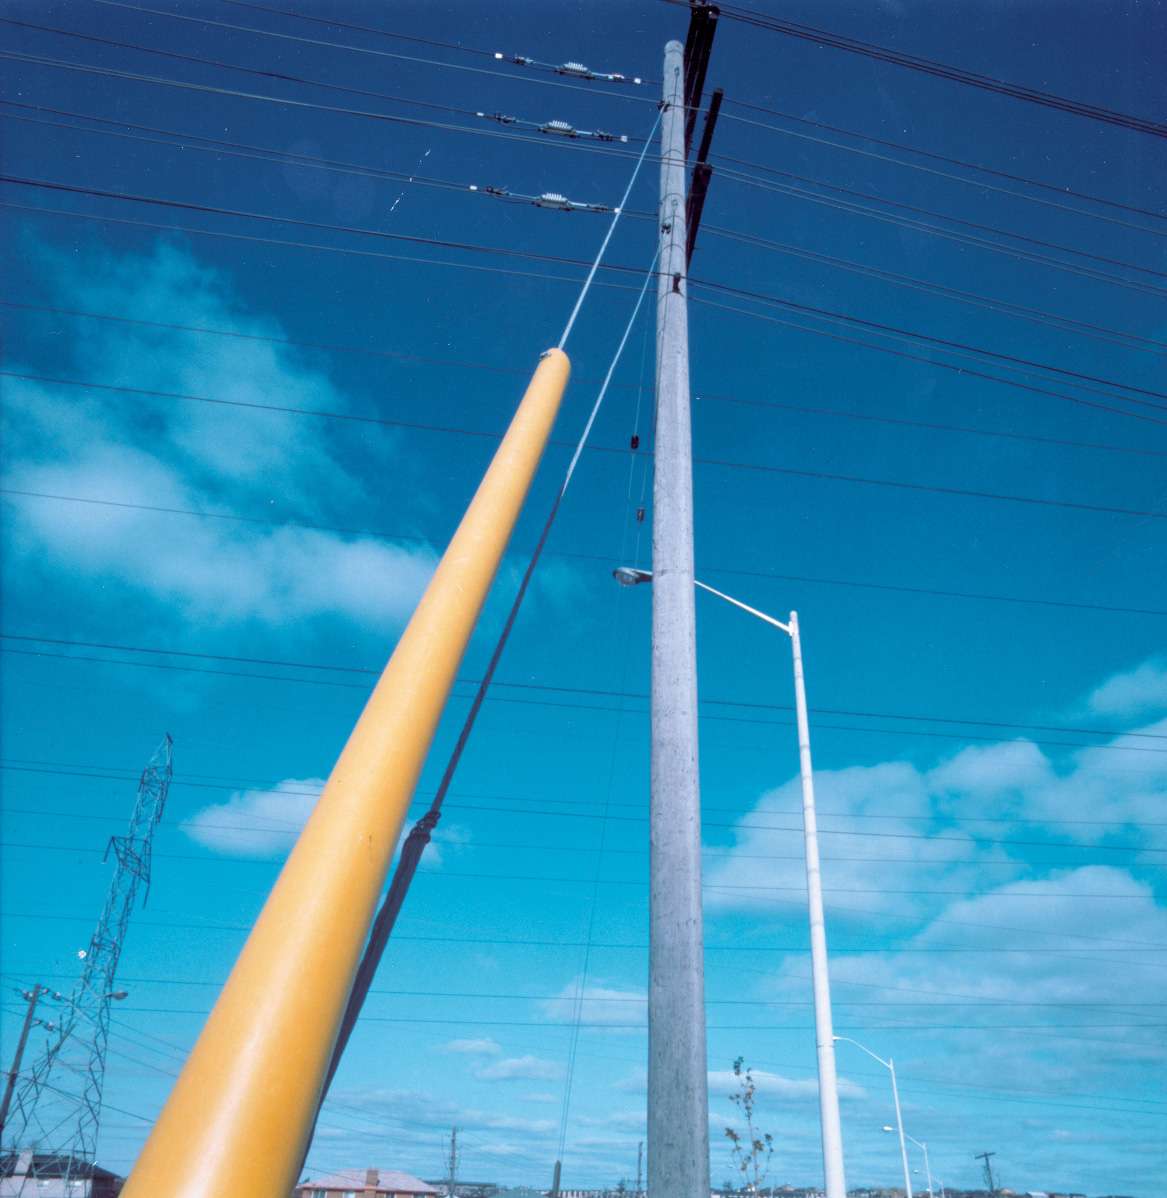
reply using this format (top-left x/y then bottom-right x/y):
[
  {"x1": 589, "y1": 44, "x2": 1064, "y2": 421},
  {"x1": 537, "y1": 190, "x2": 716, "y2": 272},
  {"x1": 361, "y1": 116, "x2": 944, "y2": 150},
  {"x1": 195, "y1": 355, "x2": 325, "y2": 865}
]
[
  {"x1": 692, "y1": 580, "x2": 791, "y2": 633},
  {"x1": 833, "y1": 1035, "x2": 890, "y2": 1070}
]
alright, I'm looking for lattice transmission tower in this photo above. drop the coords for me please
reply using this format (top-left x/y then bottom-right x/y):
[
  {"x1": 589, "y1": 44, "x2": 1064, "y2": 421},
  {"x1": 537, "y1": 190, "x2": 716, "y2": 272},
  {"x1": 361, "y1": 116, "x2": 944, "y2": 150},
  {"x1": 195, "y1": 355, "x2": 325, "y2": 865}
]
[{"x1": 3, "y1": 735, "x2": 173, "y2": 1187}]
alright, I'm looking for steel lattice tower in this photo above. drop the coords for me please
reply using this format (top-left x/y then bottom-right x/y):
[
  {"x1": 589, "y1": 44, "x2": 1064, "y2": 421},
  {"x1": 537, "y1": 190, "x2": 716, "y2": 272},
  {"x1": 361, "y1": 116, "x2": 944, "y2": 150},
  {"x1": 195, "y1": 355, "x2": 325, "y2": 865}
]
[{"x1": 3, "y1": 735, "x2": 172, "y2": 1188}]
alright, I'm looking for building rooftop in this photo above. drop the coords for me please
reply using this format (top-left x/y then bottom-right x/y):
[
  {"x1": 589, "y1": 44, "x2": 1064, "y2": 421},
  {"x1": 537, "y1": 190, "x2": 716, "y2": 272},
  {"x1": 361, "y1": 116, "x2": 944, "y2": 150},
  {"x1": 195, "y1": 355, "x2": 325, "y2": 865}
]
[{"x1": 298, "y1": 1169, "x2": 440, "y2": 1194}]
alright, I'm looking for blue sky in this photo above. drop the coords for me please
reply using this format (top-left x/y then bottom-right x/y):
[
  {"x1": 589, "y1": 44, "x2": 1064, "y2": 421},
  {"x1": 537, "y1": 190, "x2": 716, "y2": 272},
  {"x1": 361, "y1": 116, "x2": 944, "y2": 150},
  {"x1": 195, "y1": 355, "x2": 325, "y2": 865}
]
[{"x1": 1, "y1": 0, "x2": 1165, "y2": 1192}]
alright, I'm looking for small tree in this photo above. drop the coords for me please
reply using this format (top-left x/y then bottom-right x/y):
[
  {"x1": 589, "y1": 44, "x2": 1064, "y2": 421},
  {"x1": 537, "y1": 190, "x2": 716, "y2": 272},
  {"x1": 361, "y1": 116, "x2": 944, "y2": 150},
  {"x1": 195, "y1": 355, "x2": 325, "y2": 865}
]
[{"x1": 724, "y1": 1056, "x2": 774, "y2": 1195}]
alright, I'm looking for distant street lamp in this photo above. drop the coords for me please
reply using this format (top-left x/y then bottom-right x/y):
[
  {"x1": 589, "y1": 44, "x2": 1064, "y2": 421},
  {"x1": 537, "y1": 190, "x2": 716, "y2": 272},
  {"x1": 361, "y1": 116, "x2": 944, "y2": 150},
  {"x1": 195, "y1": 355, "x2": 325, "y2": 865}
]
[
  {"x1": 833, "y1": 1036, "x2": 911, "y2": 1198},
  {"x1": 614, "y1": 566, "x2": 846, "y2": 1198},
  {"x1": 892, "y1": 1130, "x2": 934, "y2": 1198}
]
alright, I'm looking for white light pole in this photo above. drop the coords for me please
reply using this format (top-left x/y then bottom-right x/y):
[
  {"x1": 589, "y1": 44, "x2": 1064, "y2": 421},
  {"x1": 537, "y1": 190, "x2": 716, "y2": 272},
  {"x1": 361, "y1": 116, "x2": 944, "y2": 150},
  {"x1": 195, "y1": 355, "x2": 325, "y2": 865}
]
[
  {"x1": 907, "y1": 1133, "x2": 933, "y2": 1198},
  {"x1": 834, "y1": 1036, "x2": 911, "y2": 1198},
  {"x1": 613, "y1": 567, "x2": 846, "y2": 1198}
]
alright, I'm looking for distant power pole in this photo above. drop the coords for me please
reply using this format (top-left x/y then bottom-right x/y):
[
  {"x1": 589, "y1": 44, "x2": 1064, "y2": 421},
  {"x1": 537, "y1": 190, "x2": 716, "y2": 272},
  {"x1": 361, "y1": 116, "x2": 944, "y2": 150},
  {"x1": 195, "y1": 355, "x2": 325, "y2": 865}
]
[
  {"x1": 447, "y1": 1127, "x2": 459, "y2": 1198},
  {"x1": 0, "y1": 985, "x2": 46, "y2": 1134},
  {"x1": 636, "y1": 1141, "x2": 643, "y2": 1197},
  {"x1": 975, "y1": 1151, "x2": 997, "y2": 1196},
  {"x1": 648, "y1": 33, "x2": 710, "y2": 1198}
]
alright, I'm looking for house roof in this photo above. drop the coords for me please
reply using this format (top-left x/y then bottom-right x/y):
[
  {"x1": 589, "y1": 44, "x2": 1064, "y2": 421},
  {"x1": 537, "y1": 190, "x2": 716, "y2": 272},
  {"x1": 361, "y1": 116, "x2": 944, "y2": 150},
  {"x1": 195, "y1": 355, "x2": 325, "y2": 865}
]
[{"x1": 298, "y1": 1169, "x2": 440, "y2": 1194}]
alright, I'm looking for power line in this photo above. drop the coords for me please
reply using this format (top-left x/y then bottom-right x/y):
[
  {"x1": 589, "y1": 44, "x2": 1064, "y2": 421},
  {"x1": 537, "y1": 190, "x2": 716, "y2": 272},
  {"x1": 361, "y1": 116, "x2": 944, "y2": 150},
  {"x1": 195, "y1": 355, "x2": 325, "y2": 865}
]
[
  {"x1": 3, "y1": 761, "x2": 1165, "y2": 852},
  {"x1": 10, "y1": 188, "x2": 1166, "y2": 440},
  {"x1": 6, "y1": 910, "x2": 1163, "y2": 940},
  {"x1": 92, "y1": 0, "x2": 654, "y2": 99},
  {"x1": 711, "y1": 155, "x2": 1167, "y2": 288},
  {"x1": 701, "y1": 222, "x2": 1167, "y2": 358},
  {"x1": 9, "y1": 182, "x2": 1166, "y2": 437},
  {"x1": 723, "y1": 94, "x2": 1167, "y2": 225},
  {"x1": 712, "y1": 160, "x2": 1167, "y2": 300},
  {"x1": 6, "y1": 360, "x2": 1165, "y2": 519},
  {"x1": 5, "y1": 632, "x2": 1166, "y2": 746},
  {"x1": 4, "y1": 486, "x2": 1165, "y2": 624},
  {"x1": 702, "y1": 0, "x2": 1167, "y2": 137},
  {"x1": 9, "y1": 972, "x2": 1164, "y2": 1008},
  {"x1": 5, "y1": 35, "x2": 1161, "y2": 298},
  {"x1": 7, "y1": 106, "x2": 1167, "y2": 372},
  {"x1": 4, "y1": 297, "x2": 1162, "y2": 467},
  {"x1": 6, "y1": 755, "x2": 1161, "y2": 827},
  {"x1": 697, "y1": 390, "x2": 1165, "y2": 459},
  {"x1": 0, "y1": 49, "x2": 646, "y2": 167},
  {"x1": 714, "y1": 103, "x2": 1167, "y2": 235},
  {"x1": 690, "y1": 294, "x2": 1167, "y2": 428}
]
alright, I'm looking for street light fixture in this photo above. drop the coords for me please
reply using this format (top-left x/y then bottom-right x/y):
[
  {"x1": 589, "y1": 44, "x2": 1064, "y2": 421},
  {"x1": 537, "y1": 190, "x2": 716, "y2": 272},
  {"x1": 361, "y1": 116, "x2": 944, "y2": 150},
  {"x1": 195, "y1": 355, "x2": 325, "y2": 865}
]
[
  {"x1": 835, "y1": 1037, "x2": 911, "y2": 1198},
  {"x1": 613, "y1": 566, "x2": 846, "y2": 1198}
]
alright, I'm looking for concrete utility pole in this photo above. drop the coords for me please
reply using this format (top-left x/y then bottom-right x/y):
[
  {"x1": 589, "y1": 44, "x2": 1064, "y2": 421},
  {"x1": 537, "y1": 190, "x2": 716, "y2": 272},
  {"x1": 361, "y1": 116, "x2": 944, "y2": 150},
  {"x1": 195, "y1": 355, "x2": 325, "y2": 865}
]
[
  {"x1": 648, "y1": 36, "x2": 710, "y2": 1198},
  {"x1": 0, "y1": 985, "x2": 45, "y2": 1134},
  {"x1": 636, "y1": 1141, "x2": 643, "y2": 1197}
]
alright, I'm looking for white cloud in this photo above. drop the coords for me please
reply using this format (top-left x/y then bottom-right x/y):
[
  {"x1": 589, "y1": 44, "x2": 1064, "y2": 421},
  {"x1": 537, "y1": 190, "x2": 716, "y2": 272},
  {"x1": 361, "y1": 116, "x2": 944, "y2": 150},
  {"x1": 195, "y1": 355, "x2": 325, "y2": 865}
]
[
  {"x1": 443, "y1": 1038, "x2": 503, "y2": 1056},
  {"x1": 705, "y1": 712, "x2": 1167, "y2": 924},
  {"x1": 703, "y1": 759, "x2": 997, "y2": 920},
  {"x1": 708, "y1": 1068, "x2": 865, "y2": 1101},
  {"x1": 182, "y1": 778, "x2": 467, "y2": 860},
  {"x1": 474, "y1": 1054, "x2": 564, "y2": 1082},
  {"x1": 1086, "y1": 657, "x2": 1167, "y2": 718},
  {"x1": 182, "y1": 777, "x2": 324, "y2": 856},
  {"x1": 2, "y1": 241, "x2": 437, "y2": 629},
  {"x1": 539, "y1": 978, "x2": 646, "y2": 1026}
]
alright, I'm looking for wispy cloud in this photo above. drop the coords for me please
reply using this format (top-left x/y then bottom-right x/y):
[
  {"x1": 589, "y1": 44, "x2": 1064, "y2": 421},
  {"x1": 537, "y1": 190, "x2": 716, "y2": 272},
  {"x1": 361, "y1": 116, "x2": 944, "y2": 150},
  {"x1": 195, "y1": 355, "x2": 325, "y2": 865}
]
[
  {"x1": 1086, "y1": 657, "x2": 1167, "y2": 719},
  {"x1": 474, "y1": 1054, "x2": 564, "y2": 1082},
  {"x1": 3, "y1": 239, "x2": 437, "y2": 629},
  {"x1": 182, "y1": 777, "x2": 323, "y2": 856},
  {"x1": 443, "y1": 1037, "x2": 503, "y2": 1057},
  {"x1": 539, "y1": 978, "x2": 646, "y2": 1026},
  {"x1": 708, "y1": 1068, "x2": 865, "y2": 1102}
]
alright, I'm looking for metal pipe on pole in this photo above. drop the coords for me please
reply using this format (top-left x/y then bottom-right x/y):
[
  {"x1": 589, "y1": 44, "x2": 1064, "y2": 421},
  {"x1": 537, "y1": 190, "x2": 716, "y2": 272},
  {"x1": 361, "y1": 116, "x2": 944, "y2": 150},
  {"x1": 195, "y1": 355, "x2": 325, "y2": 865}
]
[
  {"x1": 789, "y1": 612, "x2": 847, "y2": 1198},
  {"x1": 119, "y1": 349, "x2": 571, "y2": 1198},
  {"x1": 648, "y1": 37, "x2": 710, "y2": 1198}
]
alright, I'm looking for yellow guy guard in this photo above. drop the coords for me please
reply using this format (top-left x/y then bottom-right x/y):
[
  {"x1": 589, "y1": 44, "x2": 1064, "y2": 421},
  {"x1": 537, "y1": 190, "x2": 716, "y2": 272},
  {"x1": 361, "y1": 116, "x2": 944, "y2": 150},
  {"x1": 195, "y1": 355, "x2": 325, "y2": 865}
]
[{"x1": 121, "y1": 348, "x2": 571, "y2": 1198}]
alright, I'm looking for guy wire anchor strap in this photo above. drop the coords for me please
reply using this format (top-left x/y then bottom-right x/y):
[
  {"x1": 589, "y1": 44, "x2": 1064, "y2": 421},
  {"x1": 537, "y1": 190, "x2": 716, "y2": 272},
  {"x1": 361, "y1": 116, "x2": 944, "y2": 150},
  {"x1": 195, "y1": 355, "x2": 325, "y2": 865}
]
[
  {"x1": 492, "y1": 52, "x2": 644, "y2": 85},
  {"x1": 476, "y1": 111, "x2": 629, "y2": 142}
]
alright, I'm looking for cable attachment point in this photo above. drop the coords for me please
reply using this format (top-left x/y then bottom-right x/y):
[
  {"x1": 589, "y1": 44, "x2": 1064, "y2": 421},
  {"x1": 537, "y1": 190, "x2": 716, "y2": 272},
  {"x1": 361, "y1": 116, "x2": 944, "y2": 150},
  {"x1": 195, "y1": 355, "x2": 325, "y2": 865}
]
[{"x1": 477, "y1": 110, "x2": 517, "y2": 125}]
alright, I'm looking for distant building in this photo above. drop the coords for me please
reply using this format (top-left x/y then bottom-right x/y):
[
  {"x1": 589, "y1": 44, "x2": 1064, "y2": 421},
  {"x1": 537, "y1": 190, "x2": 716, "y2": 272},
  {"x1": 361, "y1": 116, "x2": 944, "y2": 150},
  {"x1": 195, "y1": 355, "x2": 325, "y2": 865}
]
[
  {"x1": 296, "y1": 1168, "x2": 441, "y2": 1198},
  {"x1": 0, "y1": 1152, "x2": 123, "y2": 1198}
]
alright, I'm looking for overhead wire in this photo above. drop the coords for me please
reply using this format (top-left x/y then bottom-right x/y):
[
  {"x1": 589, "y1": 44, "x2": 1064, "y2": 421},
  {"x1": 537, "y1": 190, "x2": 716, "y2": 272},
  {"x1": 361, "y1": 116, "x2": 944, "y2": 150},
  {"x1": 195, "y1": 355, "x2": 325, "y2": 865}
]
[
  {"x1": 4, "y1": 762, "x2": 1166, "y2": 852},
  {"x1": 91, "y1": 0, "x2": 655, "y2": 100},
  {"x1": 8, "y1": 365, "x2": 1163, "y2": 520},
  {"x1": 3, "y1": 486, "x2": 1165, "y2": 621},
  {"x1": 5, "y1": 35, "x2": 1162, "y2": 295},
  {"x1": 712, "y1": 160, "x2": 1167, "y2": 299},
  {"x1": 4, "y1": 296, "x2": 1162, "y2": 463},
  {"x1": 7, "y1": 755, "x2": 1163, "y2": 826},
  {"x1": 9, "y1": 176, "x2": 1165, "y2": 423},
  {"x1": 7, "y1": 104, "x2": 1165, "y2": 367},
  {"x1": 4, "y1": 632, "x2": 1166, "y2": 746},
  {"x1": 701, "y1": 0, "x2": 1167, "y2": 137},
  {"x1": 713, "y1": 108, "x2": 1167, "y2": 237}
]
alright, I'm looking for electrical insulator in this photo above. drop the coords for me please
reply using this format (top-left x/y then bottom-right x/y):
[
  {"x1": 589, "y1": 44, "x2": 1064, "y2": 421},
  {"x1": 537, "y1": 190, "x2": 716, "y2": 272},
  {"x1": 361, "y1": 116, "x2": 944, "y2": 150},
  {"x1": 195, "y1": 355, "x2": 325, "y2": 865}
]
[
  {"x1": 636, "y1": 507, "x2": 646, "y2": 523},
  {"x1": 542, "y1": 119, "x2": 577, "y2": 137},
  {"x1": 630, "y1": 434, "x2": 640, "y2": 450}
]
